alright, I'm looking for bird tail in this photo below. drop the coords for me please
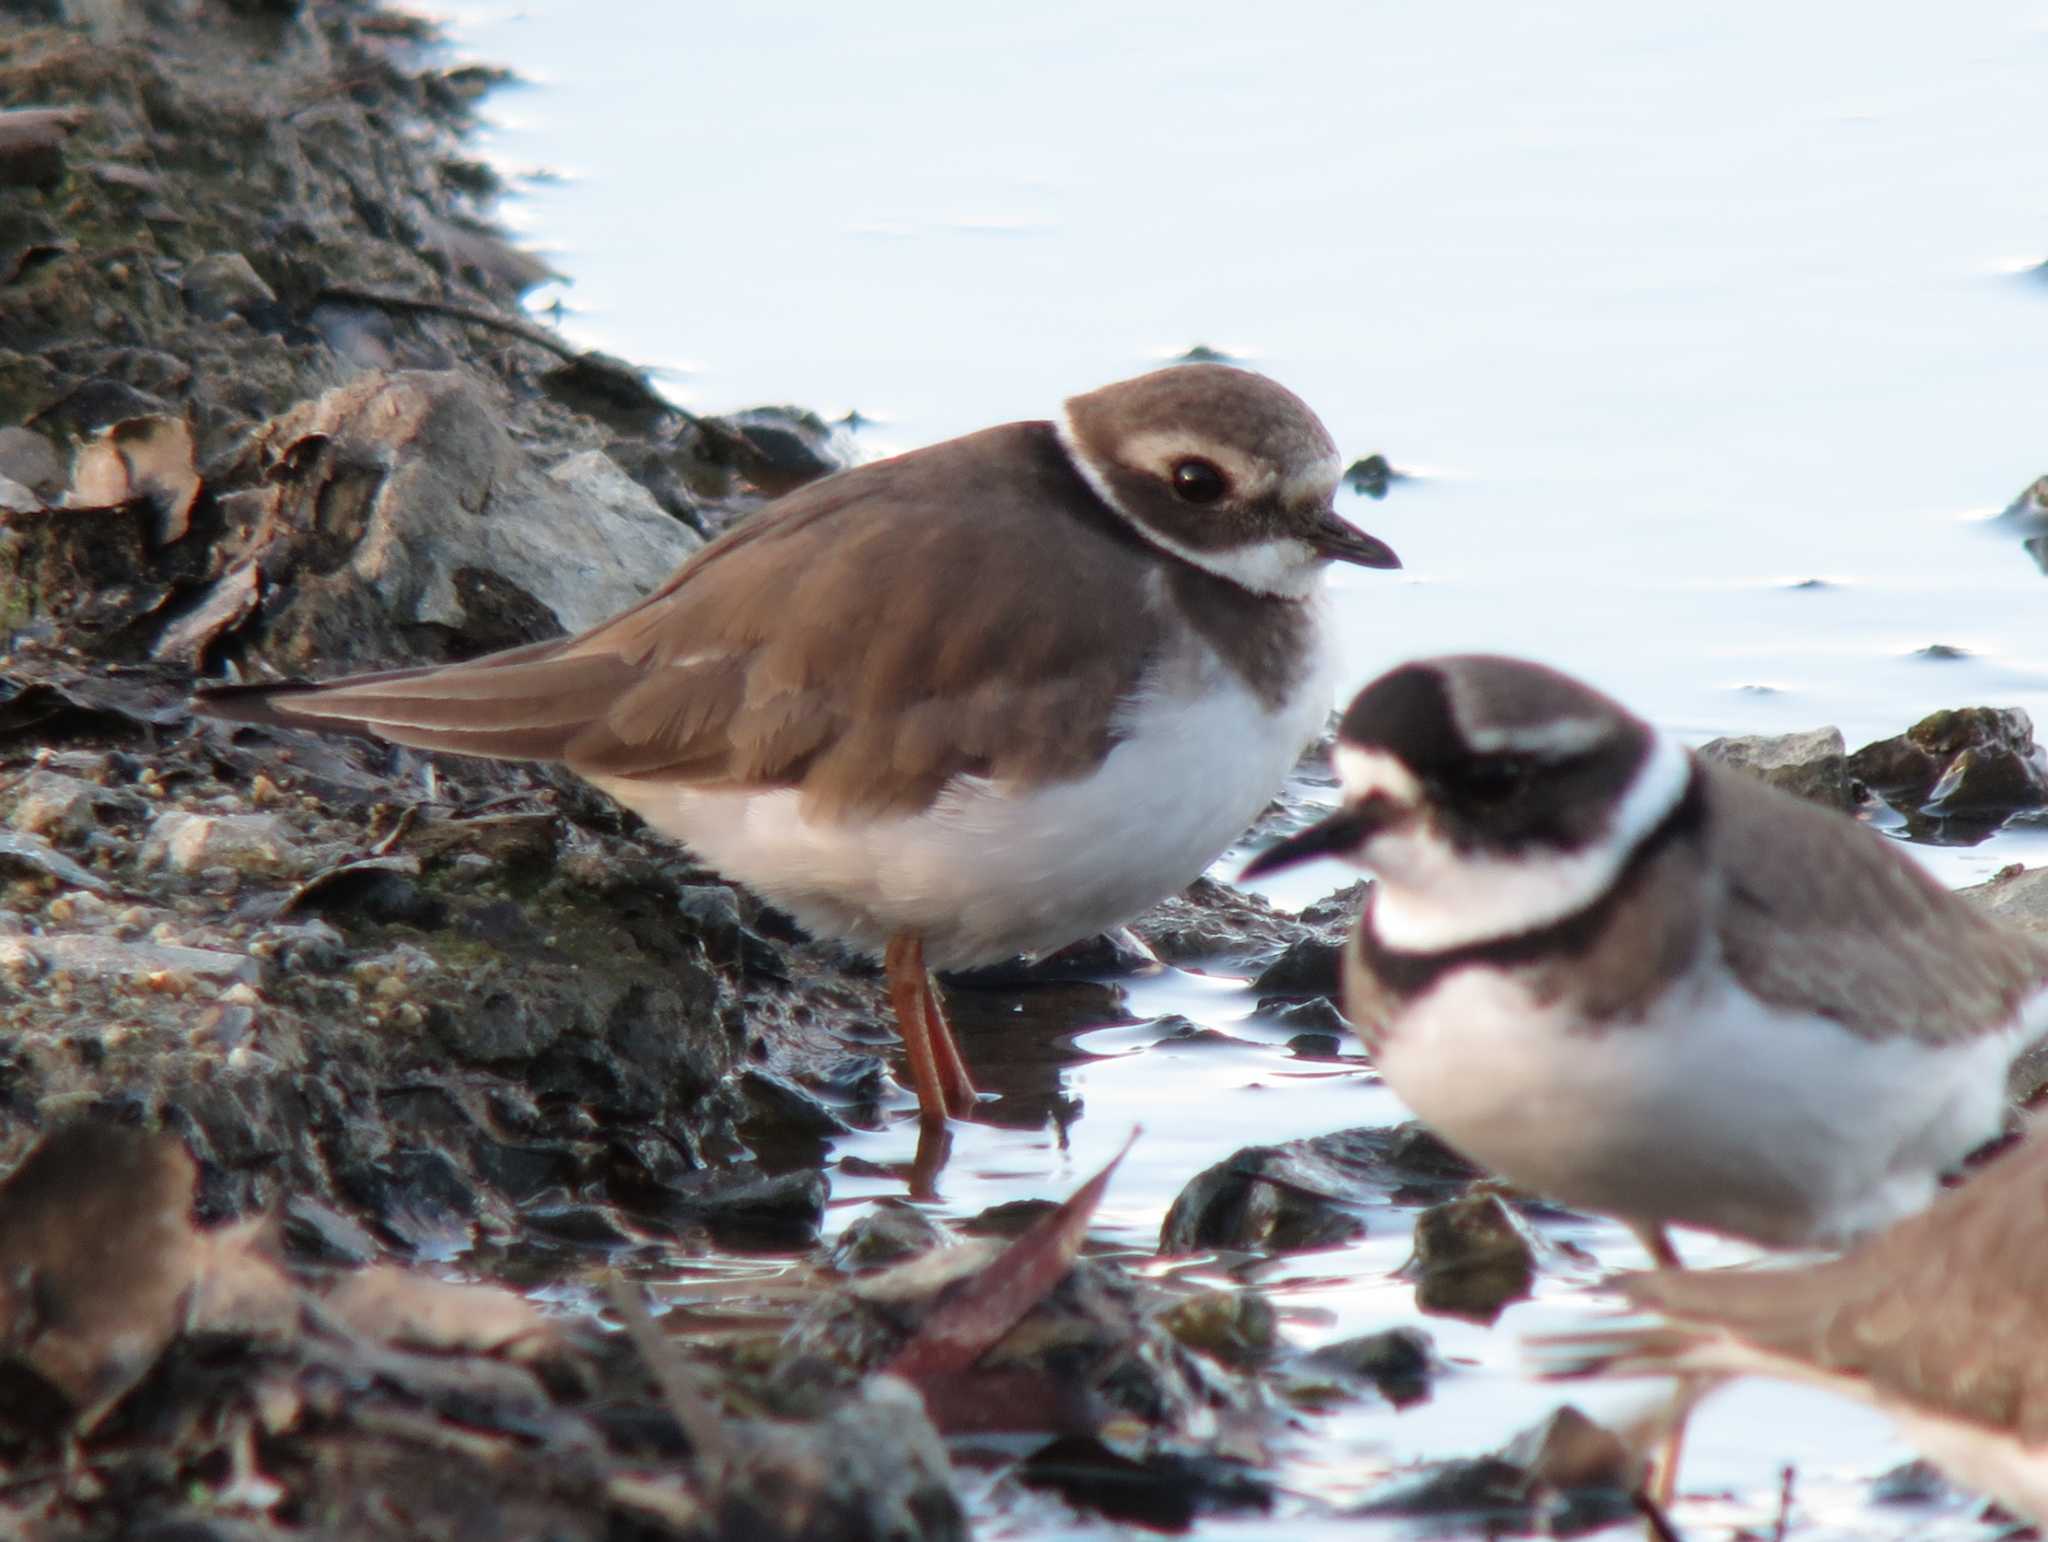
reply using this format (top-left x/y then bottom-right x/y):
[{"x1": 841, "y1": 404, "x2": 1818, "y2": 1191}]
[{"x1": 191, "y1": 641, "x2": 627, "y2": 764}]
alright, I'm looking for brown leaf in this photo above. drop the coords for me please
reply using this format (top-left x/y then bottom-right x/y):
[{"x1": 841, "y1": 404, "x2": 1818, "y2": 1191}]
[
  {"x1": 324, "y1": 1266, "x2": 555, "y2": 1359},
  {"x1": 885, "y1": 1128, "x2": 1138, "y2": 1381},
  {"x1": 67, "y1": 415, "x2": 201, "y2": 544},
  {"x1": 0, "y1": 1124, "x2": 203, "y2": 1412}
]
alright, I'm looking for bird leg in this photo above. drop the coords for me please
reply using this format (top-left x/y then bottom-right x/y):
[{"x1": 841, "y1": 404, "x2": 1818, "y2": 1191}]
[
  {"x1": 1629, "y1": 1222, "x2": 1693, "y2": 1509},
  {"x1": 884, "y1": 934, "x2": 979, "y2": 1124},
  {"x1": 920, "y1": 972, "x2": 979, "y2": 1117}
]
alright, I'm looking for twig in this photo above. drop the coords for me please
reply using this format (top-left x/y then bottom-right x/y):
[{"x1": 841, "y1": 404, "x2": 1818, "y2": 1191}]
[
  {"x1": 313, "y1": 283, "x2": 585, "y2": 363},
  {"x1": 605, "y1": 1273, "x2": 734, "y2": 1480},
  {"x1": 1769, "y1": 1464, "x2": 1795, "y2": 1542},
  {"x1": 1632, "y1": 1487, "x2": 1684, "y2": 1542}
]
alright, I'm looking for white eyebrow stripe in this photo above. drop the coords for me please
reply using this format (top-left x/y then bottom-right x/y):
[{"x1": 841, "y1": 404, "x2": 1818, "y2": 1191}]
[{"x1": 1462, "y1": 715, "x2": 1612, "y2": 758}]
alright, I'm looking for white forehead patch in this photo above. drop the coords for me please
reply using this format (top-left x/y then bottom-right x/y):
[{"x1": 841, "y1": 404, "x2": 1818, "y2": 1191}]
[
  {"x1": 1281, "y1": 452, "x2": 1343, "y2": 509},
  {"x1": 1333, "y1": 743, "x2": 1424, "y2": 805}
]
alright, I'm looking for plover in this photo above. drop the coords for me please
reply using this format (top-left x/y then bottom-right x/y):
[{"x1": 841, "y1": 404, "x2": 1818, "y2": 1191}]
[
  {"x1": 1243, "y1": 654, "x2": 2048, "y2": 1264},
  {"x1": 197, "y1": 365, "x2": 1400, "y2": 1126},
  {"x1": 1532, "y1": 1132, "x2": 2048, "y2": 1524}
]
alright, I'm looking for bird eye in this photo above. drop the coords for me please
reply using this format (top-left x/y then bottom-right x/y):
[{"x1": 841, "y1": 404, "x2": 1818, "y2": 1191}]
[
  {"x1": 1455, "y1": 757, "x2": 1527, "y2": 804},
  {"x1": 1171, "y1": 458, "x2": 1228, "y2": 505}
]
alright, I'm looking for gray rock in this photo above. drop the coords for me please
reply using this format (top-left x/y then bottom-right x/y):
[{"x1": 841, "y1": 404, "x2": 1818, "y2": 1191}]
[
  {"x1": 5, "y1": 769, "x2": 102, "y2": 841},
  {"x1": 1956, "y1": 863, "x2": 2048, "y2": 933},
  {"x1": 0, "y1": 473, "x2": 38, "y2": 514},
  {"x1": 1697, "y1": 726, "x2": 1853, "y2": 810},
  {"x1": 0, "y1": 933, "x2": 262, "y2": 989},
  {"x1": 178, "y1": 251, "x2": 276, "y2": 321},
  {"x1": 0, "y1": 829, "x2": 114, "y2": 895},
  {"x1": 251, "y1": 372, "x2": 702, "y2": 646},
  {"x1": 140, "y1": 811, "x2": 305, "y2": 877},
  {"x1": 0, "y1": 425, "x2": 64, "y2": 497}
]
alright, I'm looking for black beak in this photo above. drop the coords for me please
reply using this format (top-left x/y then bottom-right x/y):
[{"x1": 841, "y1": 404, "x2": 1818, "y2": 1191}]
[
  {"x1": 1309, "y1": 510, "x2": 1401, "y2": 570},
  {"x1": 1240, "y1": 802, "x2": 1385, "y2": 880}
]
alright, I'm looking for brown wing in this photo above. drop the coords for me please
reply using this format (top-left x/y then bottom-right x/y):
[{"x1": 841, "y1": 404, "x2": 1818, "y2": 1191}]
[
  {"x1": 198, "y1": 421, "x2": 1167, "y2": 818},
  {"x1": 1623, "y1": 1134, "x2": 2048, "y2": 1438},
  {"x1": 1703, "y1": 762, "x2": 2048, "y2": 1045}
]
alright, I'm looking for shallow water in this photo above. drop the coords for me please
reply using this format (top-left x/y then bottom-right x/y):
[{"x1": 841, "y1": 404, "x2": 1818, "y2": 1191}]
[{"x1": 448, "y1": 3, "x2": 2044, "y2": 1534}]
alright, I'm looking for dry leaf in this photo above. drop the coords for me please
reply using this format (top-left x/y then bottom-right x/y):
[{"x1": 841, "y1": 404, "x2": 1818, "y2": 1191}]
[
  {"x1": 886, "y1": 1129, "x2": 1137, "y2": 1381},
  {"x1": 68, "y1": 415, "x2": 201, "y2": 543}
]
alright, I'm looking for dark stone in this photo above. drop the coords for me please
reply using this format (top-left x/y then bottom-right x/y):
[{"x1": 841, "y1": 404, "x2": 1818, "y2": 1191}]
[
  {"x1": 827, "y1": 1199, "x2": 950, "y2": 1271},
  {"x1": 1015, "y1": 1435, "x2": 1272, "y2": 1529},
  {"x1": 1849, "y1": 706, "x2": 2048, "y2": 831},
  {"x1": 1410, "y1": 1193, "x2": 1536, "y2": 1324},
  {"x1": 1301, "y1": 1326, "x2": 1436, "y2": 1407}
]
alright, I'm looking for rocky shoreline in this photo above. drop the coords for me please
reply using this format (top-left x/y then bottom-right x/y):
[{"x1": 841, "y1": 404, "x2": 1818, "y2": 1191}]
[{"x1": 5, "y1": 3, "x2": 2048, "y2": 1538}]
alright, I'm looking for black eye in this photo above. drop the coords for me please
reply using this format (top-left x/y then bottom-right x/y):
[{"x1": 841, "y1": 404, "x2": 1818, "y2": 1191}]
[
  {"x1": 1452, "y1": 757, "x2": 1528, "y2": 804},
  {"x1": 1171, "y1": 458, "x2": 1228, "y2": 505}
]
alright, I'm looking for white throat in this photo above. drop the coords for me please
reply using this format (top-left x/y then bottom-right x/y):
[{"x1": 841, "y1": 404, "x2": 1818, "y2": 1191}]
[
  {"x1": 1054, "y1": 412, "x2": 1325, "y2": 599},
  {"x1": 1338, "y1": 731, "x2": 1695, "y2": 953}
]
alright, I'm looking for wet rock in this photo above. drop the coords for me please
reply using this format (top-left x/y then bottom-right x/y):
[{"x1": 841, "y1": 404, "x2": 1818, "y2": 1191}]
[
  {"x1": 1356, "y1": 1404, "x2": 1637, "y2": 1533},
  {"x1": 1161, "y1": 1124, "x2": 1472, "y2": 1254},
  {"x1": 828, "y1": 1199, "x2": 952, "y2": 1271},
  {"x1": 1502, "y1": 1403, "x2": 1638, "y2": 1492},
  {"x1": 1128, "y1": 876, "x2": 1308, "y2": 971},
  {"x1": 720, "y1": 405, "x2": 854, "y2": 497},
  {"x1": 1345, "y1": 452, "x2": 1394, "y2": 498},
  {"x1": 1697, "y1": 726, "x2": 1854, "y2": 810},
  {"x1": 1871, "y1": 1457, "x2": 1956, "y2": 1506},
  {"x1": 1410, "y1": 1192, "x2": 1537, "y2": 1323},
  {"x1": 1248, "y1": 881, "x2": 1367, "y2": 998},
  {"x1": 1297, "y1": 1325, "x2": 1436, "y2": 1407},
  {"x1": 1157, "y1": 1289, "x2": 1278, "y2": 1369},
  {"x1": 639, "y1": 1164, "x2": 827, "y2": 1250},
  {"x1": 1998, "y1": 473, "x2": 2048, "y2": 576},
  {"x1": 1014, "y1": 1434, "x2": 1272, "y2": 1529},
  {"x1": 1352, "y1": 1456, "x2": 1532, "y2": 1524},
  {"x1": 720, "y1": 1376, "x2": 967, "y2": 1541},
  {"x1": 961, "y1": 1197, "x2": 1062, "y2": 1238},
  {"x1": 1849, "y1": 707, "x2": 2048, "y2": 823},
  {"x1": 140, "y1": 810, "x2": 305, "y2": 877}
]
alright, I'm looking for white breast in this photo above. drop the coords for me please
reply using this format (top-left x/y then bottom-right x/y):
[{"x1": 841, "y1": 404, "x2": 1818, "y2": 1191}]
[
  {"x1": 1375, "y1": 956, "x2": 2029, "y2": 1248},
  {"x1": 592, "y1": 609, "x2": 1335, "y2": 970}
]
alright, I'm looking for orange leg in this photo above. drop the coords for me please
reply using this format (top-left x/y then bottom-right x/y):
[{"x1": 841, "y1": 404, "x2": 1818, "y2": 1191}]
[
  {"x1": 1631, "y1": 1223, "x2": 1691, "y2": 1509},
  {"x1": 920, "y1": 971, "x2": 979, "y2": 1118},
  {"x1": 883, "y1": 934, "x2": 979, "y2": 1124}
]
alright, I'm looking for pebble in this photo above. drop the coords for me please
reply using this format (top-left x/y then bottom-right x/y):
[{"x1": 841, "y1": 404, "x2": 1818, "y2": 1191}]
[{"x1": 140, "y1": 811, "x2": 306, "y2": 878}]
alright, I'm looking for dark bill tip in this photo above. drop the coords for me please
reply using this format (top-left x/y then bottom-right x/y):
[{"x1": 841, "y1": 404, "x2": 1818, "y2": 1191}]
[
  {"x1": 1310, "y1": 511, "x2": 1401, "y2": 570},
  {"x1": 1239, "y1": 804, "x2": 1380, "y2": 881}
]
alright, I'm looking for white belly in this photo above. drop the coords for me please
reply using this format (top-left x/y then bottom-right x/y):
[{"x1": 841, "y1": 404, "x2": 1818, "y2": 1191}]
[
  {"x1": 592, "y1": 642, "x2": 1332, "y2": 970},
  {"x1": 1376, "y1": 961, "x2": 2025, "y2": 1248}
]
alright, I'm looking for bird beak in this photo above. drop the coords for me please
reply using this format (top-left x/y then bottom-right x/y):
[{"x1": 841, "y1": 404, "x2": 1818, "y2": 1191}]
[
  {"x1": 1308, "y1": 510, "x2": 1401, "y2": 570},
  {"x1": 1240, "y1": 801, "x2": 1386, "y2": 879}
]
